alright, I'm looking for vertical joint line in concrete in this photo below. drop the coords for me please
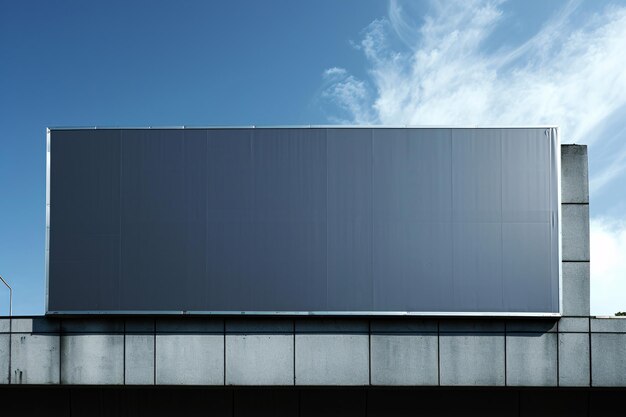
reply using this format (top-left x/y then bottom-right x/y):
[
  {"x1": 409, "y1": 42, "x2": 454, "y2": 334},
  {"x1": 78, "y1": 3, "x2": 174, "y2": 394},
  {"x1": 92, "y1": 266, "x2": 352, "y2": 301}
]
[
  {"x1": 7, "y1": 318, "x2": 11, "y2": 384},
  {"x1": 368, "y1": 320, "x2": 371, "y2": 386},
  {"x1": 293, "y1": 319, "x2": 296, "y2": 386},
  {"x1": 123, "y1": 319, "x2": 126, "y2": 385},
  {"x1": 7, "y1": 317, "x2": 11, "y2": 384},
  {"x1": 223, "y1": 319, "x2": 226, "y2": 386},
  {"x1": 504, "y1": 321, "x2": 507, "y2": 387},
  {"x1": 437, "y1": 320, "x2": 441, "y2": 386},
  {"x1": 587, "y1": 317, "x2": 593, "y2": 388},
  {"x1": 153, "y1": 318, "x2": 156, "y2": 385},
  {"x1": 556, "y1": 319, "x2": 560, "y2": 387},
  {"x1": 59, "y1": 318, "x2": 63, "y2": 385}
]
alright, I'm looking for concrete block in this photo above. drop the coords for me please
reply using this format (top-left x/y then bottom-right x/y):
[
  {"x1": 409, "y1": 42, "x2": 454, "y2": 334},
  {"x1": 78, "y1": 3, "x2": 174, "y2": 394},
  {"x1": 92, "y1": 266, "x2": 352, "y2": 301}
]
[
  {"x1": 61, "y1": 319, "x2": 124, "y2": 333},
  {"x1": 226, "y1": 318, "x2": 293, "y2": 333},
  {"x1": 12, "y1": 317, "x2": 60, "y2": 333},
  {"x1": 125, "y1": 318, "x2": 155, "y2": 333},
  {"x1": 506, "y1": 320, "x2": 557, "y2": 333},
  {"x1": 559, "y1": 317, "x2": 589, "y2": 333},
  {"x1": 370, "y1": 319, "x2": 437, "y2": 333},
  {"x1": 591, "y1": 333, "x2": 626, "y2": 387},
  {"x1": 370, "y1": 333, "x2": 438, "y2": 385},
  {"x1": 558, "y1": 333, "x2": 590, "y2": 387},
  {"x1": 440, "y1": 319, "x2": 504, "y2": 333},
  {"x1": 226, "y1": 334, "x2": 294, "y2": 385},
  {"x1": 125, "y1": 334, "x2": 154, "y2": 385},
  {"x1": 0, "y1": 319, "x2": 9, "y2": 333},
  {"x1": 506, "y1": 332, "x2": 557, "y2": 386},
  {"x1": 155, "y1": 334, "x2": 224, "y2": 385},
  {"x1": 590, "y1": 317, "x2": 626, "y2": 333},
  {"x1": 61, "y1": 334, "x2": 124, "y2": 384},
  {"x1": 561, "y1": 144, "x2": 588, "y2": 204},
  {"x1": 295, "y1": 334, "x2": 369, "y2": 385},
  {"x1": 562, "y1": 262, "x2": 590, "y2": 316},
  {"x1": 295, "y1": 319, "x2": 368, "y2": 333},
  {"x1": 0, "y1": 334, "x2": 8, "y2": 384},
  {"x1": 10, "y1": 333, "x2": 60, "y2": 384},
  {"x1": 561, "y1": 205, "x2": 589, "y2": 261},
  {"x1": 439, "y1": 333, "x2": 505, "y2": 386},
  {"x1": 156, "y1": 318, "x2": 223, "y2": 333}
]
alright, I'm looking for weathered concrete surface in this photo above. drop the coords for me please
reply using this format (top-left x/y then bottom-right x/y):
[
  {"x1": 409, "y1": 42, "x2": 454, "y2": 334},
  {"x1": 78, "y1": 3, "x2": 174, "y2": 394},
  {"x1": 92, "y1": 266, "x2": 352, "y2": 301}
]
[
  {"x1": 506, "y1": 332, "x2": 557, "y2": 386},
  {"x1": 295, "y1": 319, "x2": 369, "y2": 386},
  {"x1": 591, "y1": 333, "x2": 626, "y2": 387},
  {"x1": 558, "y1": 317, "x2": 589, "y2": 333},
  {"x1": 156, "y1": 334, "x2": 224, "y2": 385},
  {"x1": 225, "y1": 318, "x2": 294, "y2": 386},
  {"x1": 590, "y1": 317, "x2": 626, "y2": 333},
  {"x1": 439, "y1": 333, "x2": 505, "y2": 386},
  {"x1": 559, "y1": 333, "x2": 590, "y2": 387},
  {"x1": 11, "y1": 334, "x2": 59, "y2": 384},
  {"x1": 561, "y1": 145, "x2": 589, "y2": 204},
  {"x1": 125, "y1": 334, "x2": 154, "y2": 385},
  {"x1": 226, "y1": 334, "x2": 294, "y2": 385},
  {"x1": 61, "y1": 334, "x2": 124, "y2": 385},
  {"x1": 561, "y1": 204, "x2": 590, "y2": 262},
  {"x1": 295, "y1": 334, "x2": 369, "y2": 386},
  {"x1": 562, "y1": 262, "x2": 590, "y2": 316},
  {"x1": 0, "y1": 334, "x2": 8, "y2": 385},
  {"x1": 0, "y1": 316, "x2": 624, "y2": 388},
  {"x1": 371, "y1": 333, "x2": 438, "y2": 385}
]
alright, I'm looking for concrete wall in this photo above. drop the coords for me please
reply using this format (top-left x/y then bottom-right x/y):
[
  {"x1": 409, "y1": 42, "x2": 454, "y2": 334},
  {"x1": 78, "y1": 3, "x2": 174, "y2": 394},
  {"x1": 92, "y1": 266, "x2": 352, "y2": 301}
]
[
  {"x1": 0, "y1": 144, "x2": 617, "y2": 389},
  {"x1": 1, "y1": 315, "x2": 625, "y2": 387}
]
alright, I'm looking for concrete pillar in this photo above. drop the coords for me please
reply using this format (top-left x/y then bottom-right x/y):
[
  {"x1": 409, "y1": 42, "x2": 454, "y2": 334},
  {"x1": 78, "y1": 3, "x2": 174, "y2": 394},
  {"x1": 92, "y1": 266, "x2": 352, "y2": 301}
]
[{"x1": 560, "y1": 145, "x2": 590, "y2": 316}]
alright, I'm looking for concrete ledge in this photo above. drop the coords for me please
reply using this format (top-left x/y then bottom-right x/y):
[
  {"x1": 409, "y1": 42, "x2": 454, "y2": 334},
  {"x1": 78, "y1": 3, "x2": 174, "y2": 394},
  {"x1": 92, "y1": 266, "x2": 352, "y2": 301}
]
[
  {"x1": 61, "y1": 319, "x2": 124, "y2": 333},
  {"x1": 440, "y1": 320, "x2": 504, "y2": 333},
  {"x1": 370, "y1": 319, "x2": 437, "y2": 333},
  {"x1": 506, "y1": 332, "x2": 557, "y2": 386},
  {"x1": 11, "y1": 318, "x2": 60, "y2": 333},
  {"x1": 558, "y1": 333, "x2": 590, "y2": 387},
  {"x1": 295, "y1": 319, "x2": 368, "y2": 333},
  {"x1": 506, "y1": 320, "x2": 557, "y2": 333},
  {"x1": 0, "y1": 319, "x2": 9, "y2": 333},
  {"x1": 590, "y1": 318, "x2": 626, "y2": 333},
  {"x1": 559, "y1": 317, "x2": 589, "y2": 333},
  {"x1": 561, "y1": 205, "x2": 590, "y2": 261},
  {"x1": 226, "y1": 318, "x2": 293, "y2": 334},
  {"x1": 125, "y1": 319, "x2": 155, "y2": 333},
  {"x1": 156, "y1": 318, "x2": 223, "y2": 333}
]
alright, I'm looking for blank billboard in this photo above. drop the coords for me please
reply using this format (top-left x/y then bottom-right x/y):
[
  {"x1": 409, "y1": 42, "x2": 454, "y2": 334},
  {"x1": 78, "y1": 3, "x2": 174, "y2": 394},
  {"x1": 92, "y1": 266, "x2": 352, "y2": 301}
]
[{"x1": 46, "y1": 127, "x2": 560, "y2": 315}]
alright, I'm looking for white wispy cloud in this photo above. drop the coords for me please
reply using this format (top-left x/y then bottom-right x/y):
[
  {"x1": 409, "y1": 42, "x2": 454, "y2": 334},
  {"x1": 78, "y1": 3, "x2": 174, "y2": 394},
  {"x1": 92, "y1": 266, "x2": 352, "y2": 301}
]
[
  {"x1": 591, "y1": 218, "x2": 626, "y2": 315},
  {"x1": 323, "y1": 0, "x2": 626, "y2": 315}
]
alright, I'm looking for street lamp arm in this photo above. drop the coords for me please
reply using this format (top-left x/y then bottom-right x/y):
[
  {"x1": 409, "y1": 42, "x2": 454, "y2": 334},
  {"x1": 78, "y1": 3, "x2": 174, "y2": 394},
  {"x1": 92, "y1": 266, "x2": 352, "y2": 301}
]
[{"x1": 0, "y1": 274, "x2": 12, "y2": 316}]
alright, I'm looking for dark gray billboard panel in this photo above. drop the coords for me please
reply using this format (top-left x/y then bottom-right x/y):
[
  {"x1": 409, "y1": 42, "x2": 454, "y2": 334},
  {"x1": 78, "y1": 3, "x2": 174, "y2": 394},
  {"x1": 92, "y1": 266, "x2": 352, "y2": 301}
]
[{"x1": 46, "y1": 127, "x2": 560, "y2": 315}]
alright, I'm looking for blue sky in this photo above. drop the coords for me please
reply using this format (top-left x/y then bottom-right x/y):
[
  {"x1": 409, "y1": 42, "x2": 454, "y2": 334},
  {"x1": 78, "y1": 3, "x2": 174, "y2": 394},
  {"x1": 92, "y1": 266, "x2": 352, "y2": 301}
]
[{"x1": 1, "y1": 0, "x2": 625, "y2": 315}]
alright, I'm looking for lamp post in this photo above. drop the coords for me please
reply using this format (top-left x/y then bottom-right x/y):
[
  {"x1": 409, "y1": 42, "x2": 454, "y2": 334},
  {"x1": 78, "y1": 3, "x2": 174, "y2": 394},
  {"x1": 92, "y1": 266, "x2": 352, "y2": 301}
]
[{"x1": 0, "y1": 274, "x2": 12, "y2": 316}]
